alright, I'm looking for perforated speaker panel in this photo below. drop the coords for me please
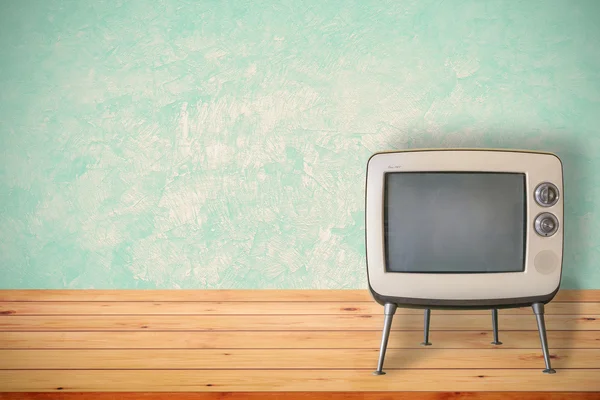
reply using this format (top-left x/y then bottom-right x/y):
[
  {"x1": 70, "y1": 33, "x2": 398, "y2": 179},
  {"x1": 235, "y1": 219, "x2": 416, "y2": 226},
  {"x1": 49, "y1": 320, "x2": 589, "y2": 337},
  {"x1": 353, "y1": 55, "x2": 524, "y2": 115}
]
[{"x1": 534, "y1": 250, "x2": 559, "y2": 275}]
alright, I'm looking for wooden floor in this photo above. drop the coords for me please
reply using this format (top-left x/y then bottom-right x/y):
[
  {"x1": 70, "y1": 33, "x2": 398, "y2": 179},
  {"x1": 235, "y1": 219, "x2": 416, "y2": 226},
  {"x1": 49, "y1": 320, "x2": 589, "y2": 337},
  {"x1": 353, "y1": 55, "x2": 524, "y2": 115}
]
[{"x1": 0, "y1": 290, "x2": 599, "y2": 396}]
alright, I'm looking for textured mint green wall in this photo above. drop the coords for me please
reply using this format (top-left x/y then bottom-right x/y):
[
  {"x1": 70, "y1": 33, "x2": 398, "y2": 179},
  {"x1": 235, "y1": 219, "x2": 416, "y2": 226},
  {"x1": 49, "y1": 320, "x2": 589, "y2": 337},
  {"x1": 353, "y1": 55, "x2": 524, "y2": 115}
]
[{"x1": 1, "y1": 0, "x2": 599, "y2": 289}]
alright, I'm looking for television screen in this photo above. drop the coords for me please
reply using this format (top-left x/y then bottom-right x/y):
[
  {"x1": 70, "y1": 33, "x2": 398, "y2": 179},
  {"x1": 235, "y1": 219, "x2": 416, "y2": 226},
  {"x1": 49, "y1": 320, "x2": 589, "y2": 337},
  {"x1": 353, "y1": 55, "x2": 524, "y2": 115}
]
[{"x1": 384, "y1": 172, "x2": 526, "y2": 273}]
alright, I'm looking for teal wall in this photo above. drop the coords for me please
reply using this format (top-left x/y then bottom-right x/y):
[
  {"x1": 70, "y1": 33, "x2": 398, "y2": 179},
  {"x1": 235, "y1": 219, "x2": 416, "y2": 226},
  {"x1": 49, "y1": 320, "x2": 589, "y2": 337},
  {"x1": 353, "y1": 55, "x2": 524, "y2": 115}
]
[{"x1": 1, "y1": 0, "x2": 599, "y2": 289}]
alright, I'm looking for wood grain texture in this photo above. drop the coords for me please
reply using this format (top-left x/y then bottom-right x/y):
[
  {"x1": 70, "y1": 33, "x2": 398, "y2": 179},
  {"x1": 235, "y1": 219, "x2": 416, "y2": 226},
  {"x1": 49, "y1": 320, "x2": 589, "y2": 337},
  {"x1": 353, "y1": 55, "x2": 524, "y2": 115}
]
[
  {"x1": 2, "y1": 330, "x2": 599, "y2": 349},
  {"x1": 1, "y1": 290, "x2": 599, "y2": 393},
  {"x1": 1, "y1": 314, "x2": 598, "y2": 331},
  {"x1": 1, "y1": 393, "x2": 599, "y2": 400},
  {"x1": 1, "y1": 370, "x2": 599, "y2": 392},
  {"x1": 2, "y1": 301, "x2": 598, "y2": 315},
  {"x1": 1, "y1": 290, "x2": 598, "y2": 302},
  {"x1": 0, "y1": 290, "x2": 368, "y2": 302},
  {"x1": 1, "y1": 349, "x2": 598, "y2": 370}
]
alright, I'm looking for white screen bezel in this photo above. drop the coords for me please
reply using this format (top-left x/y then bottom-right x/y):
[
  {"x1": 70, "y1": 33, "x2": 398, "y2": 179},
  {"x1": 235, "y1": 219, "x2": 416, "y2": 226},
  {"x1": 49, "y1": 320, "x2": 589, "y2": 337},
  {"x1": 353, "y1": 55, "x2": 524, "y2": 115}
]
[{"x1": 366, "y1": 149, "x2": 563, "y2": 301}]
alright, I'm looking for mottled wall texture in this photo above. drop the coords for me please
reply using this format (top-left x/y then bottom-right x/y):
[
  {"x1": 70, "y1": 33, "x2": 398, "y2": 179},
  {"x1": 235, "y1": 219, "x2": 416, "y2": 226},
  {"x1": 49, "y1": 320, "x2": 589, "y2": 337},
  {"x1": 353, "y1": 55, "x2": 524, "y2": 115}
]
[{"x1": 1, "y1": 0, "x2": 599, "y2": 289}]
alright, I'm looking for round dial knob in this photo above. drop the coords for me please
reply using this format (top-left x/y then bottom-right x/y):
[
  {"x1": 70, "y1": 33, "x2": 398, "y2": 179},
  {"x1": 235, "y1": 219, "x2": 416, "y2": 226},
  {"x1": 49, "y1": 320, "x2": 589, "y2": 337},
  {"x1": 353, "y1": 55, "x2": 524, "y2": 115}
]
[
  {"x1": 535, "y1": 182, "x2": 559, "y2": 207},
  {"x1": 534, "y1": 213, "x2": 559, "y2": 237}
]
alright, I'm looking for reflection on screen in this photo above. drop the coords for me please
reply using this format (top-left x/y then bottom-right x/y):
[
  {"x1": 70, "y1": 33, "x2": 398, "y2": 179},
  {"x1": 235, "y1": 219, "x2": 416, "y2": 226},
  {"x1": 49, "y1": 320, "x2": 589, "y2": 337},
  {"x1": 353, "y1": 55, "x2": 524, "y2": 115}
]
[{"x1": 384, "y1": 172, "x2": 526, "y2": 273}]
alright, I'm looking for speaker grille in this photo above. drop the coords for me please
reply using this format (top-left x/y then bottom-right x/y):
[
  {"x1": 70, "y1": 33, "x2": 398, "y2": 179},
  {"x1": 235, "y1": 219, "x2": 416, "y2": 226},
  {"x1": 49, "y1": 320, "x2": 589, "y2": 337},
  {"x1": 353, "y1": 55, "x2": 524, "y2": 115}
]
[{"x1": 534, "y1": 250, "x2": 559, "y2": 275}]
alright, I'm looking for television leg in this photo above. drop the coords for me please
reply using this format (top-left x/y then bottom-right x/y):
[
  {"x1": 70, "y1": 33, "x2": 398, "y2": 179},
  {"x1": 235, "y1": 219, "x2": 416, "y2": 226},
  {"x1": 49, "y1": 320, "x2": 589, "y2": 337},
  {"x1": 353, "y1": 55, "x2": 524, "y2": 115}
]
[
  {"x1": 373, "y1": 303, "x2": 397, "y2": 375},
  {"x1": 532, "y1": 303, "x2": 556, "y2": 374},
  {"x1": 420, "y1": 308, "x2": 432, "y2": 346},
  {"x1": 491, "y1": 308, "x2": 502, "y2": 345}
]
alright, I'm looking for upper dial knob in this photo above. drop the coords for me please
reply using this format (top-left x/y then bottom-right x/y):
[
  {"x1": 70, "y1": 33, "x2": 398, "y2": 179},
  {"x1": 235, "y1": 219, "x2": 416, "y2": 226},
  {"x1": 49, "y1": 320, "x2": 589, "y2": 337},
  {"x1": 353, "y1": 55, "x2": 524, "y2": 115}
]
[{"x1": 535, "y1": 182, "x2": 559, "y2": 207}]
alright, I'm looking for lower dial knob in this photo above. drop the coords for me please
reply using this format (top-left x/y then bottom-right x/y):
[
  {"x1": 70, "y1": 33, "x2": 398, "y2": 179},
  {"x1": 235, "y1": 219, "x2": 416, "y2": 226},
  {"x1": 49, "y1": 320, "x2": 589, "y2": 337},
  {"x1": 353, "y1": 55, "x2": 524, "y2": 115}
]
[{"x1": 534, "y1": 213, "x2": 559, "y2": 237}]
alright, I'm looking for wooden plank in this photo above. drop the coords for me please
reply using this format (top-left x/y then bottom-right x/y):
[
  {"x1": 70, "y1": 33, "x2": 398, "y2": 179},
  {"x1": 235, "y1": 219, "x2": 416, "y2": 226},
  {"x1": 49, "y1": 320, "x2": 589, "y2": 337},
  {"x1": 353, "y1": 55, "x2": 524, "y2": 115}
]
[
  {"x1": 2, "y1": 302, "x2": 598, "y2": 316},
  {"x1": 552, "y1": 291, "x2": 600, "y2": 302},
  {"x1": 0, "y1": 290, "x2": 370, "y2": 302},
  {"x1": 1, "y1": 290, "x2": 598, "y2": 302},
  {"x1": 1, "y1": 348, "x2": 598, "y2": 370},
  {"x1": 1, "y1": 314, "x2": 598, "y2": 331},
  {"x1": 1, "y1": 369, "x2": 599, "y2": 392},
  {"x1": 2, "y1": 330, "x2": 599, "y2": 350},
  {"x1": 0, "y1": 393, "x2": 599, "y2": 400}
]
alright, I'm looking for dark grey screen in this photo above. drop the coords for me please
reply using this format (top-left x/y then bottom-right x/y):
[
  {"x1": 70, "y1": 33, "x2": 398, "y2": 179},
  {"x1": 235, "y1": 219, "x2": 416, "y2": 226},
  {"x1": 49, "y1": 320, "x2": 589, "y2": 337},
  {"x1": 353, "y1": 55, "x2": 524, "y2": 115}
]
[{"x1": 384, "y1": 172, "x2": 526, "y2": 273}]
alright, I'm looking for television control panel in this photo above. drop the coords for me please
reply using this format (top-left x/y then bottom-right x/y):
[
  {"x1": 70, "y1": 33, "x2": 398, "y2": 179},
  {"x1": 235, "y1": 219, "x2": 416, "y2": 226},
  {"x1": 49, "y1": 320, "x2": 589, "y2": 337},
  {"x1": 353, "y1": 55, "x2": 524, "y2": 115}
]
[{"x1": 534, "y1": 182, "x2": 560, "y2": 237}]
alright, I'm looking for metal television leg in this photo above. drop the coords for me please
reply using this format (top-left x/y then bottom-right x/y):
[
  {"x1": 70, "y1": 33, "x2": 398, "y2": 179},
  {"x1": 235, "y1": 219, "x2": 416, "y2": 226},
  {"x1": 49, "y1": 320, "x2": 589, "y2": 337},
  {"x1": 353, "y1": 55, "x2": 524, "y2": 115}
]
[
  {"x1": 421, "y1": 308, "x2": 432, "y2": 346},
  {"x1": 491, "y1": 308, "x2": 502, "y2": 345},
  {"x1": 532, "y1": 303, "x2": 556, "y2": 374},
  {"x1": 373, "y1": 303, "x2": 397, "y2": 375}
]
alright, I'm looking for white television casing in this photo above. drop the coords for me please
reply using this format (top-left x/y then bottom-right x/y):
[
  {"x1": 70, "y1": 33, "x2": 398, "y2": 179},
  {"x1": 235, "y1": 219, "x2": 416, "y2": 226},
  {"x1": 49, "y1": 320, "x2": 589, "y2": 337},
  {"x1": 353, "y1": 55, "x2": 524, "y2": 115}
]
[{"x1": 365, "y1": 149, "x2": 563, "y2": 309}]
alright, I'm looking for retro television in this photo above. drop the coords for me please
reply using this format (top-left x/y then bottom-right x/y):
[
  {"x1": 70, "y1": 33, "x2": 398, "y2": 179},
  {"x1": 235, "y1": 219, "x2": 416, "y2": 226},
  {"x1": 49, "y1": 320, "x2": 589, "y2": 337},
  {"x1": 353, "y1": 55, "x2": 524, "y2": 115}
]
[{"x1": 365, "y1": 149, "x2": 563, "y2": 375}]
